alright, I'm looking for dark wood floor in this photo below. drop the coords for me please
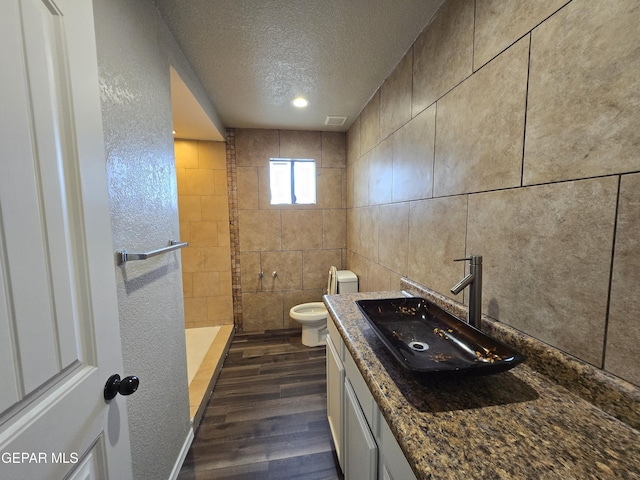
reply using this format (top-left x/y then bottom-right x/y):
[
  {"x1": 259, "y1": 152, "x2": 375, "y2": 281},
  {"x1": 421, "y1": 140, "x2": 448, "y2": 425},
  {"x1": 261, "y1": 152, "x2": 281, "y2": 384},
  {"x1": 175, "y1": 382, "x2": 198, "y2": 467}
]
[{"x1": 178, "y1": 329, "x2": 344, "y2": 480}]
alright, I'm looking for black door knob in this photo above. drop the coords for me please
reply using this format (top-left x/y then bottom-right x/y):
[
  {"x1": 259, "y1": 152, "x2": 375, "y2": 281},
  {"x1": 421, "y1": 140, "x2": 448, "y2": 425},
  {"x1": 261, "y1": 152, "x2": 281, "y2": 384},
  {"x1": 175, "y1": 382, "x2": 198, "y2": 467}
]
[{"x1": 104, "y1": 374, "x2": 140, "y2": 400}]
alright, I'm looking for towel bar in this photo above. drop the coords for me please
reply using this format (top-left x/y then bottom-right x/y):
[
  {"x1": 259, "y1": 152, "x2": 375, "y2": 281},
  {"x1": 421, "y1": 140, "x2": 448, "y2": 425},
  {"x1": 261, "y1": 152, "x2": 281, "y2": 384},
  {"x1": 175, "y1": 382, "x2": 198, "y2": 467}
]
[{"x1": 117, "y1": 240, "x2": 188, "y2": 265}]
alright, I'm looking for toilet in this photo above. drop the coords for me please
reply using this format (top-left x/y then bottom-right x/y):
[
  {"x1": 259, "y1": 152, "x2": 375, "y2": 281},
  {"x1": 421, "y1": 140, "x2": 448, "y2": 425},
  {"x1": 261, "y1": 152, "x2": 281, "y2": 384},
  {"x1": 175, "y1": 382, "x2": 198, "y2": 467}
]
[{"x1": 290, "y1": 267, "x2": 358, "y2": 347}]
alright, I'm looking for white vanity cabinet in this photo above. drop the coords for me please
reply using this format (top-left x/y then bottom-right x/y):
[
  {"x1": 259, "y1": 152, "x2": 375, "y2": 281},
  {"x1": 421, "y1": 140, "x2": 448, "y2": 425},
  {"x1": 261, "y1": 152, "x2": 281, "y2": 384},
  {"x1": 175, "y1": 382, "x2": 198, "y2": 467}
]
[
  {"x1": 326, "y1": 318, "x2": 417, "y2": 480},
  {"x1": 326, "y1": 329, "x2": 344, "y2": 467}
]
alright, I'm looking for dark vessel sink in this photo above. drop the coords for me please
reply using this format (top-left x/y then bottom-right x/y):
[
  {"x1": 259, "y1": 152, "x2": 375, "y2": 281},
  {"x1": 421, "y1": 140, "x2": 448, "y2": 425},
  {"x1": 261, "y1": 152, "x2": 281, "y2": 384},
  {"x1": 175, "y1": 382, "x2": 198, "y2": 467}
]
[{"x1": 356, "y1": 297, "x2": 525, "y2": 377}]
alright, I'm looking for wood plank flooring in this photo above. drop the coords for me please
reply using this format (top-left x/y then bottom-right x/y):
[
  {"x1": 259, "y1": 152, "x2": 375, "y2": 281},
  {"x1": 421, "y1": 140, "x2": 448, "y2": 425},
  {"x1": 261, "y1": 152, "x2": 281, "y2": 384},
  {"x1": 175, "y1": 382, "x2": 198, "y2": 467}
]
[{"x1": 178, "y1": 329, "x2": 344, "y2": 480}]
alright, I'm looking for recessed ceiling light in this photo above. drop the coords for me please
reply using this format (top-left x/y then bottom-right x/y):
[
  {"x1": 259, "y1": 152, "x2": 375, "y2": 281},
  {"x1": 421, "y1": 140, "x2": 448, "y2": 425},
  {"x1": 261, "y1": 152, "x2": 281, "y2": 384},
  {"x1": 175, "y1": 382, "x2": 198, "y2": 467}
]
[{"x1": 292, "y1": 97, "x2": 309, "y2": 108}]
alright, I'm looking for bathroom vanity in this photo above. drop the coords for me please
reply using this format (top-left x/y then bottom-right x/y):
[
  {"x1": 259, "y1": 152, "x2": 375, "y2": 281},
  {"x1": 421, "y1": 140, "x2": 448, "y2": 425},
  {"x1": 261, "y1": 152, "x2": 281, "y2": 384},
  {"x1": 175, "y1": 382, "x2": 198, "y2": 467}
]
[
  {"x1": 327, "y1": 310, "x2": 417, "y2": 480},
  {"x1": 323, "y1": 282, "x2": 640, "y2": 480}
]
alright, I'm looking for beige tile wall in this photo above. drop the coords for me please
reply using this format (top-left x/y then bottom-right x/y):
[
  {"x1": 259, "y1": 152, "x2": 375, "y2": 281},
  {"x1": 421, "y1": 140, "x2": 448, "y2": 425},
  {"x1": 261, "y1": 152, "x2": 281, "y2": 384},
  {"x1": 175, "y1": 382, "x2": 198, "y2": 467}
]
[
  {"x1": 346, "y1": 0, "x2": 640, "y2": 386},
  {"x1": 175, "y1": 140, "x2": 233, "y2": 328},
  {"x1": 235, "y1": 129, "x2": 346, "y2": 331}
]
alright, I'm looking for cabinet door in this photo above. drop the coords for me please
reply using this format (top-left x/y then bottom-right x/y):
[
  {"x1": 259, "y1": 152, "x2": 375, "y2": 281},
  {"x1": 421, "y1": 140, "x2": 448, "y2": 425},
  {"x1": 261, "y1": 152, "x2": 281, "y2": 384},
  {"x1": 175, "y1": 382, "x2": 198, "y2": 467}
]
[
  {"x1": 378, "y1": 412, "x2": 418, "y2": 480},
  {"x1": 326, "y1": 335, "x2": 345, "y2": 468},
  {"x1": 345, "y1": 379, "x2": 378, "y2": 480}
]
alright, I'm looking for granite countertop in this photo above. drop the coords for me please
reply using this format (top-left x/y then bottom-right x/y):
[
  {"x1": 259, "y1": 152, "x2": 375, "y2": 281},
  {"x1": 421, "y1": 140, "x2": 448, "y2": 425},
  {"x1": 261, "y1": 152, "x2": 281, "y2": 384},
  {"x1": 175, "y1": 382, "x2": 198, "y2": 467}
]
[{"x1": 323, "y1": 286, "x2": 640, "y2": 480}]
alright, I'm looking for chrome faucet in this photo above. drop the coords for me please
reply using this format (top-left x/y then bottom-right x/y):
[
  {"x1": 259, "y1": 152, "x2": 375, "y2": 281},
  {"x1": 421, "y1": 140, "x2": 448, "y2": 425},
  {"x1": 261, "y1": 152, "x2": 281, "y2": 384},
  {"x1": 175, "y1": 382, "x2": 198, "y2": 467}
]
[{"x1": 450, "y1": 255, "x2": 483, "y2": 329}]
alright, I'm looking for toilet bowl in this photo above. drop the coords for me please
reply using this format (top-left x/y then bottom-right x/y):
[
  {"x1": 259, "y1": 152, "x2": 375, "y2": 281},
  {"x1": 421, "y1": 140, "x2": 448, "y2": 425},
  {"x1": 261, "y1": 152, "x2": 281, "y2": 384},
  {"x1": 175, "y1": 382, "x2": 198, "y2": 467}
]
[
  {"x1": 290, "y1": 267, "x2": 358, "y2": 347},
  {"x1": 289, "y1": 302, "x2": 329, "y2": 347}
]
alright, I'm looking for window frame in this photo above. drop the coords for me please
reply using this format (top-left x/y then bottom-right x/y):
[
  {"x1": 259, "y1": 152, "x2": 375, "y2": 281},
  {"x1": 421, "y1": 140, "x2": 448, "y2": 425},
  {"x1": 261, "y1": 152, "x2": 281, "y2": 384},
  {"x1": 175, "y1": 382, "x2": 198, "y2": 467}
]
[{"x1": 269, "y1": 158, "x2": 316, "y2": 205}]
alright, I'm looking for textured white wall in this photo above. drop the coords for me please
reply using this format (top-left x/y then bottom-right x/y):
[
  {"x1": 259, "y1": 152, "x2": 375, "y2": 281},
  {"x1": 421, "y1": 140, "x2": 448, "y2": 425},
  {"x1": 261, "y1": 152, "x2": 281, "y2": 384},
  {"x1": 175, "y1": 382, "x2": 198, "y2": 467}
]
[{"x1": 92, "y1": 0, "x2": 212, "y2": 477}]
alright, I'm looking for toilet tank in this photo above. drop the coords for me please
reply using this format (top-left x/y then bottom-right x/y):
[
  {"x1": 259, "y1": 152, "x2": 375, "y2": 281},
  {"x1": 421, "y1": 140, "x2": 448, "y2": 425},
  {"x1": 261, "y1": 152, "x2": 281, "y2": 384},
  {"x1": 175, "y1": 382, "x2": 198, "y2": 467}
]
[{"x1": 336, "y1": 270, "x2": 358, "y2": 294}]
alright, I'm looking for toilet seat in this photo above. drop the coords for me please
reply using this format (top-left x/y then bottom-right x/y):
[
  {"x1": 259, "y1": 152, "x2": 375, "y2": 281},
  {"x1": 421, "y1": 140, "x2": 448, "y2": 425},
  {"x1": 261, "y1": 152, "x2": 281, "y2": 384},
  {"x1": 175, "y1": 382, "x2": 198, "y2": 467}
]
[
  {"x1": 327, "y1": 266, "x2": 337, "y2": 295},
  {"x1": 289, "y1": 302, "x2": 327, "y2": 322}
]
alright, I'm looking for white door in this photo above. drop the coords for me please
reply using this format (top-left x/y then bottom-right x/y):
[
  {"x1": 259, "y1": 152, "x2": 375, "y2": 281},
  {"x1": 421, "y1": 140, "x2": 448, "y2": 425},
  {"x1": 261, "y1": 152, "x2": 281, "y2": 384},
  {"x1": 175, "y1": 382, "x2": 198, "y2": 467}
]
[{"x1": 0, "y1": 0, "x2": 133, "y2": 479}]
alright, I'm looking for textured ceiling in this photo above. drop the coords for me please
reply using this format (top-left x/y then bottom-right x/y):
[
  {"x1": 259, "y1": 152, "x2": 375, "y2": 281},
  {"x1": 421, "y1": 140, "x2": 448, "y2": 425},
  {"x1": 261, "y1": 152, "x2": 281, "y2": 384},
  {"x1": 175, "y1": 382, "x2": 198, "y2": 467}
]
[{"x1": 154, "y1": 0, "x2": 443, "y2": 134}]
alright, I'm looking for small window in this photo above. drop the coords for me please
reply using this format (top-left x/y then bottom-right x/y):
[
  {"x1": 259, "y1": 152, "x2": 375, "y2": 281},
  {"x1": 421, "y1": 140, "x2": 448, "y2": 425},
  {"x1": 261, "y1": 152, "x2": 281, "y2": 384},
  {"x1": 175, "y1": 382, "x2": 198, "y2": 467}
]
[{"x1": 269, "y1": 158, "x2": 316, "y2": 205}]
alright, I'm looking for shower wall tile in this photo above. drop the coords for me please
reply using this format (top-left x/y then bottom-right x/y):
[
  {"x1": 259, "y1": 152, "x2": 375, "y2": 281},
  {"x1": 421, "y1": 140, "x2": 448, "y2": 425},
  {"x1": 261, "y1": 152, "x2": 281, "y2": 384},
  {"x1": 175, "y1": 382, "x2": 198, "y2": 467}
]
[
  {"x1": 242, "y1": 292, "x2": 284, "y2": 330},
  {"x1": 183, "y1": 297, "x2": 207, "y2": 326},
  {"x1": 238, "y1": 210, "x2": 281, "y2": 251},
  {"x1": 466, "y1": 177, "x2": 618, "y2": 366},
  {"x1": 236, "y1": 128, "x2": 279, "y2": 167},
  {"x1": 378, "y1": 202, "x2": 409, "y2": 275},
  {"x1": 279, "y1": 130, "x2": 321, "y2": 160},
  {"x1": 392, "y1": 105, "x2": 435, "y2": 202},
  {"x1": 316, "y1": 168, "x2": 343, "y2": 209},
  {"x1": 360, "y1": 91, "x2": 380, "y2": 155},
  {"x1": 185, "y1": 169, "x2": 215, "y2": 195},
  {"x1": 217, "y1": 222, "x2": 230, "y2": 246},
  {"x1": 412, "y1": 0, "x2": 474, "y2": 115},
  {"x1": 207, "y1": 296, "x2": 233, "y2": 323},
  {"x1": 240, "y1": 252, "x2": 261, "y2": 293},
  {"x1": 201, "y1": 195, "x2": 229, "y2": 222},
  {"x1": 175, "y1": 138, "x2": 233, "y2": 328},
  {"x1": 474, "y1": 0, "x2": 569, "y2": 68},
  {"x1": 282, "y1": 210, "x2": 323, "y2": 250},
  {"x1": 606, "y1": 173, "x2": 640, "y2": 385},
  {"x1": 181, "y1": 246, "x2": 204, "y2": 273},
  {"x1": 204, "y1": 246, "x2": 232, "y2": 272},
  {"x1": 368, "y1": 137, "x2": 393, "y2": 205},
  {"x1": 256, "y1": 166, "x2": 273, "y2": 210},
  {"x1": 321, "y1": 132, "x2": 346, "y2": 168},
  {"x1": 236, "y1": 167, "x2": 259, "y2": 210},
  {"x1": 190, "y1": 221, "x2": 218, "y2": 246},
  {"x1": 380, "y1": 49, "x2": 413, "y2": 140},
  {"x1": 192, "y1": 272, "x2": 220, "y2": 297},
  {"x1": 179, "y1": 222, "x2": 191, "y2": 244},
  {"x1": 524, "y1": 0, "x2": 640, "y2": 185},
  {"x1": 323, "y1": 209, "x2": 346, "y2": 249},
  {"x1": 407, "y1": 196, "x2": 467, "y2": 301},
  {"x1": 219, "y1": 271, "x2": 233, "y2": 296},
  {"x1": 214, "y1": 170, "x2": 227, "y2": 194},
  {"x1": 232, "y1": 128, "x2": 347, "y2": 332},
  {"x1": 178, "y1": 196, "x2": 202, "y2": 221},
  {"x1": 303, "y1": 249, "x2": 342, "y2": 290},
  {"x1": 174, "y1": 139, "x2": 198, "y2": 169},
  {"x1": 434, "y1": 37, "x2": 529, "y2": 197},
  {"x1": 198, "y1": 141, "x2": 227, "y2": 169},
  {"x1": 261, "y1": 251, "x2": 303, "y2": 291}
]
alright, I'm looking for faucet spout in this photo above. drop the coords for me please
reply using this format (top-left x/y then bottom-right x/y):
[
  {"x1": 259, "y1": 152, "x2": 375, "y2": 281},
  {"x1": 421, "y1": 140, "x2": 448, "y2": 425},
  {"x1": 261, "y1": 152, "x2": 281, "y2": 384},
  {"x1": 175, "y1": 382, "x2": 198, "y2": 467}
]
[
  {"x1": 450, "y1": 255, "x2": 483, "y2": 329},
  {"x1": 450, "y1": 273, "x2": 474, "y2": 295}
]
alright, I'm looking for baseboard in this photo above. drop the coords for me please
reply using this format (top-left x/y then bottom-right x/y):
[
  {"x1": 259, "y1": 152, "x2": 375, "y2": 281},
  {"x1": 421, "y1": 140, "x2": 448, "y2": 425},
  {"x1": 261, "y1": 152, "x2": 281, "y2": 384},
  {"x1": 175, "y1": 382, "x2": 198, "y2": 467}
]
[{"x1": 168, "y1": 427, "x2": 194, "y2": 480}]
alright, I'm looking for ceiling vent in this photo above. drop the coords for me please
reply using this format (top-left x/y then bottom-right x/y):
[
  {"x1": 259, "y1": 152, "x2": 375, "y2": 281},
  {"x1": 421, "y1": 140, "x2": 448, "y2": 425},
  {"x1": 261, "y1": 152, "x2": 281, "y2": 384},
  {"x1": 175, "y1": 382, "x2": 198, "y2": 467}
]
[{"x1": 324, "y1": 115, "x2": 348, "y2": 126}]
